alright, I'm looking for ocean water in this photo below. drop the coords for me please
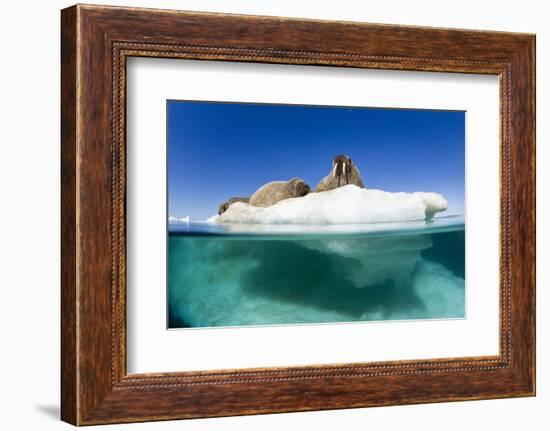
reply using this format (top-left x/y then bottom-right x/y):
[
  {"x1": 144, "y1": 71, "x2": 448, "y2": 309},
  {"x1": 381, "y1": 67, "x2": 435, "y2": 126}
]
[{"x1": 168, "y1": 217, "x2": 465, "y2": 329}]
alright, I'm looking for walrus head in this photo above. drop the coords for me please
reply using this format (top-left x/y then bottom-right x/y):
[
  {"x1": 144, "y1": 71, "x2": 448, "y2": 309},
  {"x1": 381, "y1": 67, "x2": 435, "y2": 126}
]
[
  {"x1": 331, "y1": 154, "x2": 355, "y2": 186},
  {"x1": 287, "y1": 178, "x2": 311, "y2": 198}
]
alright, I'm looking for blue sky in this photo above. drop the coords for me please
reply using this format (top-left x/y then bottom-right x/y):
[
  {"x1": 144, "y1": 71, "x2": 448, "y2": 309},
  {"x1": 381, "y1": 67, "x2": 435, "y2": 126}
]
[{"x1": 168, "y1": 101, "x2": 465, "y2": 220}]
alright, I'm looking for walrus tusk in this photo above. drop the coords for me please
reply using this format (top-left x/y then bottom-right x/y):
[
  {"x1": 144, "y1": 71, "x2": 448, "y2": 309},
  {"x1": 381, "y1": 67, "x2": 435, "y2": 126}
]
[{"x1": 313, "y1": 154, "x2": 366, "y2": 192}]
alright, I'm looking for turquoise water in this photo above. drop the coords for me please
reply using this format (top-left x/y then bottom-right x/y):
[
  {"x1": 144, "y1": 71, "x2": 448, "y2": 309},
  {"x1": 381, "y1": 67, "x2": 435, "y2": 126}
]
[{"x1": 168, "y1": 217, "x2": 465, "y2": 329}]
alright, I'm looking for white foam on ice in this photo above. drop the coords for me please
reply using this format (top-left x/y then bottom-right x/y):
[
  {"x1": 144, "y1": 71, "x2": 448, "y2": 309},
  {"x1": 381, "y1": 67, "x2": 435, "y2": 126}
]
[{"x1": 210, "y1": 185, "x2": 448, "y2": 225}]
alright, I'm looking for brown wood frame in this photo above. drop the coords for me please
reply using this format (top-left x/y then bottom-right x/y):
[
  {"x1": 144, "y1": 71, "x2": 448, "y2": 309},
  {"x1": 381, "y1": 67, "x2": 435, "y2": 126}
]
[{"x1": 61, "y1": 4, "x2": 536, "y2": 426}]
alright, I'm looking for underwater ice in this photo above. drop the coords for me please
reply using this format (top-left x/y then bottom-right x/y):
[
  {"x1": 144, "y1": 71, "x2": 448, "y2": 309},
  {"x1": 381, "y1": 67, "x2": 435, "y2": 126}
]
[
  {"x1": 300, "y1": 235, "x2": 433, "y2": 287},
  {"x1": 168, "y1": 236, "x2": 465, "y2": 328},
  {"x1": 210, "y1": 185, "x2": 448, "y2": 225}
]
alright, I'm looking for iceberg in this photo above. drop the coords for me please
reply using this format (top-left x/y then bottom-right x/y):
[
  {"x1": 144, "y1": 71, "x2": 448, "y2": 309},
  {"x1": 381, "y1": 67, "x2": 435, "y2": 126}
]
[
  {"x1": 205, "y1": 186, "x2": 448, "y2": 288},
  {"x1": 210, "y1": 185, "x2": 447, "y2": 225}
]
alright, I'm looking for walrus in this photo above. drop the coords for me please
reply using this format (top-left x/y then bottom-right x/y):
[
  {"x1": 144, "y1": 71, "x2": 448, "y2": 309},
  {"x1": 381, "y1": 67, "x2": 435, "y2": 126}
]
[
  {"x1": 314, "y1": 154, "x2": 365, "y2": 192},
  {"x1": 249, "y1": 178, "x2": 311, "y2": 207},
  {"x1": 218, "y1": 197, "x2": 250, "y2": 215}
]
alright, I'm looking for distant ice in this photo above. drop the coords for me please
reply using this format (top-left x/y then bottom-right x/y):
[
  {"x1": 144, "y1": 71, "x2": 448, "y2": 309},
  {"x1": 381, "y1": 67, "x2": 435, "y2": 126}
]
[
  {"x1": 210, "y1": 185, "x2": 447, "y2": 225},
  {"x1": 168, "y1": 215, "x2": 190, "y2": 224}
]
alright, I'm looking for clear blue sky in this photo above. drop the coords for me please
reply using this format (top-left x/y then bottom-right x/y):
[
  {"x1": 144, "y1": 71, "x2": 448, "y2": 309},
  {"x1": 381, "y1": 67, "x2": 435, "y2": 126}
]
[{"x1": 168, "y1": 101, "x2": 465, "y2": 220}]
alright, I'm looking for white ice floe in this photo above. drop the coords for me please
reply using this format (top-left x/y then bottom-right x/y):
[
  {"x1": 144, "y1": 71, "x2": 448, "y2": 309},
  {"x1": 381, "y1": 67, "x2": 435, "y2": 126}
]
[
  {"x1": 168, "y1": 215, "x2": 190, "y2": 224},
  {"x1": 210, "y1": 185, "x2": 447, "y2": 225}
]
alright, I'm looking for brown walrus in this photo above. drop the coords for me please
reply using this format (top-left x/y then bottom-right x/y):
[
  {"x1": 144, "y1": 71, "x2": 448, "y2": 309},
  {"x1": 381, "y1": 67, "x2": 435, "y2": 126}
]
[
  {"x1": 217, "y1": 178, "x2": 311, "y2": 215},
  {"x1": 249, "y1": 178, "x2": 310, "y2": 207},
  {"x1": 314, "y1": 154, "x2": 365, "y2": 192}
]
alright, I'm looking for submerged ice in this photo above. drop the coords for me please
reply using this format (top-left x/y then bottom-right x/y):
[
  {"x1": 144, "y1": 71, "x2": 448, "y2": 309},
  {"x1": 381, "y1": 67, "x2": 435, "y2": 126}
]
[
  {"x1": 300, "y1": 234, "x2": 433, "y2": 287},
  {"x1": 168, "y1": 226, "x2": 465, "y2": 328},
  {"x1": 210, "y1": 185, "x2": 448, "y2": 225}
]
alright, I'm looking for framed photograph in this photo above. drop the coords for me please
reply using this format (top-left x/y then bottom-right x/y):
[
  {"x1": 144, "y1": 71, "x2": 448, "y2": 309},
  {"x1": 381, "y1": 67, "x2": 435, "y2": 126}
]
[{"x1": 61, "y1": 4, "x2": 535, "y2": 425}]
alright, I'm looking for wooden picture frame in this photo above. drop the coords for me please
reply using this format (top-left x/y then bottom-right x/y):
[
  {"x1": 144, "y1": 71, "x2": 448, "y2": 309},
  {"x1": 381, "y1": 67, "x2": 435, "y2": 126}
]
[{"x1": 61, "y1": 4, "x2": 535, "y2": 425}]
